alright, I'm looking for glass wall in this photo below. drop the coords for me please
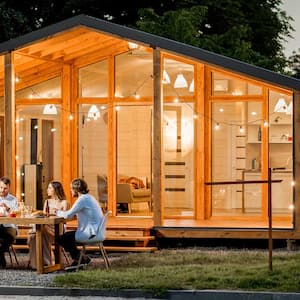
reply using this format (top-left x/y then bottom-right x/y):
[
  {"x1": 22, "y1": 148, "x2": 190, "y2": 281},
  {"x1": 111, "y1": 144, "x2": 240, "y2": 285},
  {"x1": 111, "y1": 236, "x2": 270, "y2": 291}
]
[
  {"x1": 78, "y1": 104, "x2": 108, "y2": 209},
  {"x1": 78, "y1": 60, "x2": 108, "y2": 97},
  {"x1": 211, "y1": 101, "x2": 263, "y2": 216},
  {"x1": 16, "y1": 104, "x2": 61, "y2": 209},
  {"x1": 212, "y1": 72, "x2": 262, "y2": 96},
  {"x1": 269, "y1": 90, "x2": 293, "y2": 216},
  {"x1": 115, "y1": 49, "x2": 153, "y2": 99},
  {"x1": 116, "y1": 105, "x2": 152, "y2": 215},
  {"x1": 163, "y1": 58, "x2": 195, "y2": 217}
]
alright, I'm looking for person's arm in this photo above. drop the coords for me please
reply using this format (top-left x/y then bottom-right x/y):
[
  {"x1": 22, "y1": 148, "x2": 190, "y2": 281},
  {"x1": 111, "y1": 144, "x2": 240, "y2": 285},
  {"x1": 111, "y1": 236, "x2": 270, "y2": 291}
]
[
  {"x1": 56, "y1": 196, "x2": 83, "y2": 219},
  {"x1": 61, "y1": 199, "x2": 70, "y2": 211}
]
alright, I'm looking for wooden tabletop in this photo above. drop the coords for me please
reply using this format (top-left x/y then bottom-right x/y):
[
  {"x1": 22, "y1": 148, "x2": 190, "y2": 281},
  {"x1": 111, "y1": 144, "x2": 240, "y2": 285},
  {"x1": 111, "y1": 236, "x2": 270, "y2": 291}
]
[{"x1": 0, "y1": 215, "x2": 65, "y2": 225}]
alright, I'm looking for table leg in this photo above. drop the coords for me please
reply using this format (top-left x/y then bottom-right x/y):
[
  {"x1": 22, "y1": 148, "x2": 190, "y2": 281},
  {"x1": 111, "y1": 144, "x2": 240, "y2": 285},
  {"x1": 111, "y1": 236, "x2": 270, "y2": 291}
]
[
  {"x1": 53, "y1": 223, "x2": 62, "y2": 265},
  {"x1": 35, "y1": 224, "x2": 43, "y2": 274}
]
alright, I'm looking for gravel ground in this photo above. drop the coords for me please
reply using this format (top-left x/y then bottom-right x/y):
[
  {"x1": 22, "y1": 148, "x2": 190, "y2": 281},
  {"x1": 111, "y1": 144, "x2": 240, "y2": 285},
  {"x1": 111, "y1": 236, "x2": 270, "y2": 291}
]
[
  {"x1": 0, "y1": 251, "x2": 113, "y2": 287},
  {"x1": 1, "y1": 252, "x2": 68, "y2": 287}
]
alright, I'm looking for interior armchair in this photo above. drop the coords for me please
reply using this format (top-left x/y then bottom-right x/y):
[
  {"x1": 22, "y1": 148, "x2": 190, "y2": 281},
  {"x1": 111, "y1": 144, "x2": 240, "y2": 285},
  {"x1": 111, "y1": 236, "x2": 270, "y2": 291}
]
[{"x1": 117, "y1": 183, "x2": 151, "y2": 214}]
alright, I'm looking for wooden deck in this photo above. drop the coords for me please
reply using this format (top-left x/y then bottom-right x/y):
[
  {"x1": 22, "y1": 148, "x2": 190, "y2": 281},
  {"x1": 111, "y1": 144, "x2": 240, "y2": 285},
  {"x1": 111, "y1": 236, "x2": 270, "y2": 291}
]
[
  {"x1": 13, "y1": 217, "x2": 298, "y2": 254},
  {"x1": 104, "y1": 216, "x2": 299, "y2": 240}
]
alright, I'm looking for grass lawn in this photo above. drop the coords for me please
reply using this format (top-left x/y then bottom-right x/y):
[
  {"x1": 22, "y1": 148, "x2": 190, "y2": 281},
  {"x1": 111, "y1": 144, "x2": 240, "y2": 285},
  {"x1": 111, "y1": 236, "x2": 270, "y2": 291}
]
[{"x1": 52, "y1": 248, "x2": 300, "y2": 296}]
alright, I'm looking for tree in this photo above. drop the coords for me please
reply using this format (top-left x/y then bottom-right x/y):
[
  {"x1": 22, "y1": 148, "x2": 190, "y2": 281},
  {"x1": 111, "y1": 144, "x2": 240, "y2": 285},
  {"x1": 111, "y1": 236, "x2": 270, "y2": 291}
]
[
  {"x1": 0, "y1": 0, "x2": 295, "y2": 74},
  {"x1": 136, "y1": 0, "x2": 294, "y2": 73},
  {"x1": 288, "y1": 50, "x2": 300, "y2": 79}
]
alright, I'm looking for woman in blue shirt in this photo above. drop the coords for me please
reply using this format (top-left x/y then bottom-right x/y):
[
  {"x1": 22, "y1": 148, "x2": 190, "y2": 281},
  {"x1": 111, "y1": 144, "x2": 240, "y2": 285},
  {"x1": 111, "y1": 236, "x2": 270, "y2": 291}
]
[{"x1": 57, "y1": 178, "x2": 103, "y2": 269}]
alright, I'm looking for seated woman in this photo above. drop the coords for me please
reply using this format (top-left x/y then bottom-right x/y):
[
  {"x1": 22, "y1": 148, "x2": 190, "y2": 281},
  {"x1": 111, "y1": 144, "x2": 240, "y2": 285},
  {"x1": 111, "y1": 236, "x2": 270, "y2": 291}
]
[{"x1": 27, "y1": 181, "x2": 70, "y2": 269}]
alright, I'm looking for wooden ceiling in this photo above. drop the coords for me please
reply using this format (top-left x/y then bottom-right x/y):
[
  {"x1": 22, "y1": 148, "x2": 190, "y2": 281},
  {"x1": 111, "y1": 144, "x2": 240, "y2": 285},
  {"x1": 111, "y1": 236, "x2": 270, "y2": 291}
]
[{"x1": 0, "y1": 26, "x2": 130, "y2": 95}]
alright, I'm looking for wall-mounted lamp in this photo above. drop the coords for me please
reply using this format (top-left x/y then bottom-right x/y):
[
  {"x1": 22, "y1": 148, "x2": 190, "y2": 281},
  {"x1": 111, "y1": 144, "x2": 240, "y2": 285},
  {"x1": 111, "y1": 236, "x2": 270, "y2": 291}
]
[
  {"x1": 43, "y1": 104, "x2": 57, "y2": 115},
  {"x1": 174, "y1": 73, "x2": 188, "y2": 88}
]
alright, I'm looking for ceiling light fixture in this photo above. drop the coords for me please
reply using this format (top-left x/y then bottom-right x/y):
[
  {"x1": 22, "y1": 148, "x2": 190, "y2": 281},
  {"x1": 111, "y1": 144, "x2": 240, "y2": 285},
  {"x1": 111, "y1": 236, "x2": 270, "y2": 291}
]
[
  {"x1": 174, "y1": 73, "x2": 188, "y2": 88},
  {"x1": 274, "y1": 98, "x2": 287, "y2": 113},
  {"x1": 88, "y1": 104, "x2": 100, "y2": 120}
]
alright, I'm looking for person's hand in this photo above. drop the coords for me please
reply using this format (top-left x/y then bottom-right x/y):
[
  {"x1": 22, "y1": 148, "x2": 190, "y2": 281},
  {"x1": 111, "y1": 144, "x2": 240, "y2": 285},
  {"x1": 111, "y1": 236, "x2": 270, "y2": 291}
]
[{"x1": 0, "y1": 203, "x2": 9, "y2": 211}]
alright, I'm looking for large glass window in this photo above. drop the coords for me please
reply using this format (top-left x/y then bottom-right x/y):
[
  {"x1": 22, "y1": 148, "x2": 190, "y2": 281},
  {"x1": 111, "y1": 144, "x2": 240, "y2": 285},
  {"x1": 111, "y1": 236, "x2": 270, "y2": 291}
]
[
  {"x1": 115, "y1": 50, "x2": 153, "y2": 99},
  {"x1": 16, "y1": 104, "x2": 61, "y2": 209},
  {"x1": 163, "y1": 103, "x2": 195, "y2": 217},
  {"x1": 212, "y1": 72, "x2": 262, "y2": 96},
  {"x1": 78, "y1": 60, "x2": 108, "y2": 97},
  {"x1": 211, "y1": 101, "x2": 263, "y2": 216},
  {"x1": 78, "y1": 104, "x2": 108, "y2": 208},
  {"x1": 16, "y1": 77, "x2": 61, "y2": 98},
  {"x1": 269, "y1": 90, "x2": 293, "y2": 217},
  {"x1": 116, "y1": 105, "x2": 152, "y2": 215},
  {"x1": 163, "y1": 59, "x2": 194, "y2": 98}
]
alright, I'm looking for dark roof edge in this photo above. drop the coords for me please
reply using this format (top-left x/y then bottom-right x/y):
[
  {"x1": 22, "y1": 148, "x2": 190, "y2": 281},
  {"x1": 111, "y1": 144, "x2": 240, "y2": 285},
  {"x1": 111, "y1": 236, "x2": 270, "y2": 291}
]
[{"x1": 0, "y1": 14, "x2": 300, "y2": 91}]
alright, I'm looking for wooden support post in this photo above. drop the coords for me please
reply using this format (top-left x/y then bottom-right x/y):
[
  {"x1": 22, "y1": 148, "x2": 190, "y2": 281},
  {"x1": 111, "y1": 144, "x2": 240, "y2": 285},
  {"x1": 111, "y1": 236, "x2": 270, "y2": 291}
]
[{"x1": 268, "y1": 167, "x2": 272, "y2": 271}]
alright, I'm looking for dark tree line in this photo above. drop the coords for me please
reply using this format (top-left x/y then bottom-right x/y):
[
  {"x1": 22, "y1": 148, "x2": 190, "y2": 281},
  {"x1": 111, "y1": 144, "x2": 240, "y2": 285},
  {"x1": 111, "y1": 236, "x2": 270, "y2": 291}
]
[{"x1": 0, "y1": 0, "x2": 299, "y2": 77}]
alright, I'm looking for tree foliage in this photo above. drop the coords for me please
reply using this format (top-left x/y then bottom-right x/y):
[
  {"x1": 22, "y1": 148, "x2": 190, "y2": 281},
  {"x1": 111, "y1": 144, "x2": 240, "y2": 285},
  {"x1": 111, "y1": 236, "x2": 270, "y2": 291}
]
[{"x1": 0, "y1": 0, "x2": 297, "y2": 75}]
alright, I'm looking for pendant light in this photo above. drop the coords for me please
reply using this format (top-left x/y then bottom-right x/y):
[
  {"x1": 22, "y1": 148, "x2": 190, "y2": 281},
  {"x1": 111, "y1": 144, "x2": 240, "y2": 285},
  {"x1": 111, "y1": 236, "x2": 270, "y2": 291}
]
[
  {"x1": 174, "y1": 73, "x2": 188, "y2": 88},
  {"x1": 274, "y1": 98, "x2": 287, "y2": 113},
  {"x1": 88, "y1": 104, "x2": 100, "y2": 120}
]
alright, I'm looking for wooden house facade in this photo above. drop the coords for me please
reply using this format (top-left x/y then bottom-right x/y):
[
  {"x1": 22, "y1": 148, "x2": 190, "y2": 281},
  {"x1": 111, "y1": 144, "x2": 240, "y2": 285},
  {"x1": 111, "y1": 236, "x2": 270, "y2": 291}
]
[{"x1": 1, "y1": 15, "x2": 300, "y2": 241}]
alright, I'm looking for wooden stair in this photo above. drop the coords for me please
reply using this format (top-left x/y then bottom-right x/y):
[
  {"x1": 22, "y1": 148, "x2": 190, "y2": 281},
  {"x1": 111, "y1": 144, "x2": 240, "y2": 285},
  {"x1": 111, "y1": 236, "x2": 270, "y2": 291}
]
[{"x1": 13, "y1": 221, "x2": 158, "y2": 253}]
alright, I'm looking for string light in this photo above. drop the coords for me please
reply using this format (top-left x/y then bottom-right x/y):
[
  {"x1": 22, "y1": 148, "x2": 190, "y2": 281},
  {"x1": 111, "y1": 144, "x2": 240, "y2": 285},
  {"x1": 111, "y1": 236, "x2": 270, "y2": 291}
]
[{"x1": 16, "y1": 73, "x2": 291, "y2": 137}]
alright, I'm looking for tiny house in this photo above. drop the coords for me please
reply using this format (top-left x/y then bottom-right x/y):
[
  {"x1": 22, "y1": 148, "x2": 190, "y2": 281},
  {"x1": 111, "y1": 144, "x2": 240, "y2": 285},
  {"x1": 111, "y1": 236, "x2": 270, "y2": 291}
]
[{"x1": 0, "y1": 15, "x2": 300, "y2": 241}]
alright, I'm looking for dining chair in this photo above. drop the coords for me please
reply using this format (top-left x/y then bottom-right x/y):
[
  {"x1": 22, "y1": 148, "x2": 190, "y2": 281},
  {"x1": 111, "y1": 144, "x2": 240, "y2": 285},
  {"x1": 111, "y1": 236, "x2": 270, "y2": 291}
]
[
  {"x1": 76, "y1": 210, "x2": 111, "y2": 270},
  {"x1": 8, "y1": 244, "x2": 19, "y2": 266}
]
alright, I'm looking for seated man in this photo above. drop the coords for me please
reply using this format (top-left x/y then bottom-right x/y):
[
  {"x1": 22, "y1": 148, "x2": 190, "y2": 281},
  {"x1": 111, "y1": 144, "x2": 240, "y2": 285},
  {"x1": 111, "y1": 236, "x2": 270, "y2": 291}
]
[{"x1": 0, "y1": 177, "x2": 18, "y2": 268}]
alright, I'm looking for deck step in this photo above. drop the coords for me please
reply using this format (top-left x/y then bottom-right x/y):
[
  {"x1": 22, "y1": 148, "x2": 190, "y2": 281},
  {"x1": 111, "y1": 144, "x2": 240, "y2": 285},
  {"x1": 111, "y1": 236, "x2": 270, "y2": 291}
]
[
  {"x1": 14, "y1": 224, "x2": 157, "y2": 251},
  {"x1": 12, "y1": 244, "x2": 157, "y2": 253}
]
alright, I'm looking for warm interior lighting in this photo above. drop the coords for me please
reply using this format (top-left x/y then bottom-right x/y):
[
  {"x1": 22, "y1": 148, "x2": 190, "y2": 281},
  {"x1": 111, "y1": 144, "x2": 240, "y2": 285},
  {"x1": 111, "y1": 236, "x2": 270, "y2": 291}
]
[
  {"x1": 88, "y1": 104, "x2": 100, "y2": 120},
  {"x1": 128, "y1": 42, "x2": 139, "y2": 50},
  {"x1": 189, "y1": 79, "x2": 194, "y2": 92},
  {"x1": 174, "y1": 74, "x2": 188, "y2": 88},
  {"x1": 162, "y1": 70, "x2": 170, "y2": 84},
  {"x1": 43, "y1": 104, "x2": 57, "y2": 115},
  {"x1": 274, "y1": 98, "x2": 287, "y2": 113},
  {"x1": 215, "y1": 123, "x2": 220, "y2": 130}
]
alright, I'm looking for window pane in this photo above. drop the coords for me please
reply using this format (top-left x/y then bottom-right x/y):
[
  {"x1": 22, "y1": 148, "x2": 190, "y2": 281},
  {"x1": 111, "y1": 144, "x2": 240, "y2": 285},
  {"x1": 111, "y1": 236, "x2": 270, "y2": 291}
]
[
  {"x1": 211, "y1": 101, "x2": 262, "y2": 216},
  {"x1": 16, "y1": 104, "x2": 61, "y2": 209},
  {"x1": 163, "y1": 59, "x2": 194, "y2": 98},
  {"x1": 163, "y1": 103, "x2": 194, "y2": 217},
  {"x1": 115, "y1": 50, "x2": 153, "y2": 98},
  {"x1": 78, "y1": 104, "x2": 108, "y2": 208},
  {"x1": 78, "y1": 60, "x2": 108, "y2": 97},
  {"x1": 212, "y1": 72, "x2": 262, "y2": 96},
  {"x1": 269, "y1": 90, "x2": 293, "y2": 217},
  {"x1": 16, "y1": 77, "x2": 61, "y2": 98},
  {"x1": 116, "y1": 105, "x2": 152, "y2": 216}
]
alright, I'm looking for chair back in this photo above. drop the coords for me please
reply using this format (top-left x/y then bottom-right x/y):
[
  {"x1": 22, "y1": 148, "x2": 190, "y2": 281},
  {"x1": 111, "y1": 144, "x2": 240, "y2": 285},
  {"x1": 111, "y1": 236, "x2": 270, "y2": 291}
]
[
  {"x1": 117, "y1": 183, "x2": 133, "y2": 203},
  {"x1": 92, "y1": 210, "x2": 111, "y2": 243}
]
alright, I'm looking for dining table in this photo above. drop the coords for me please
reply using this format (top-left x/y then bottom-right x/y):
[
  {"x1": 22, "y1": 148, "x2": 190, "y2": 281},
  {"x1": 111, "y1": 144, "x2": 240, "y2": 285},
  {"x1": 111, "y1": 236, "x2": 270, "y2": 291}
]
[{"x1": 0, "y1": 214, "x2": 65, "y2": 274}]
